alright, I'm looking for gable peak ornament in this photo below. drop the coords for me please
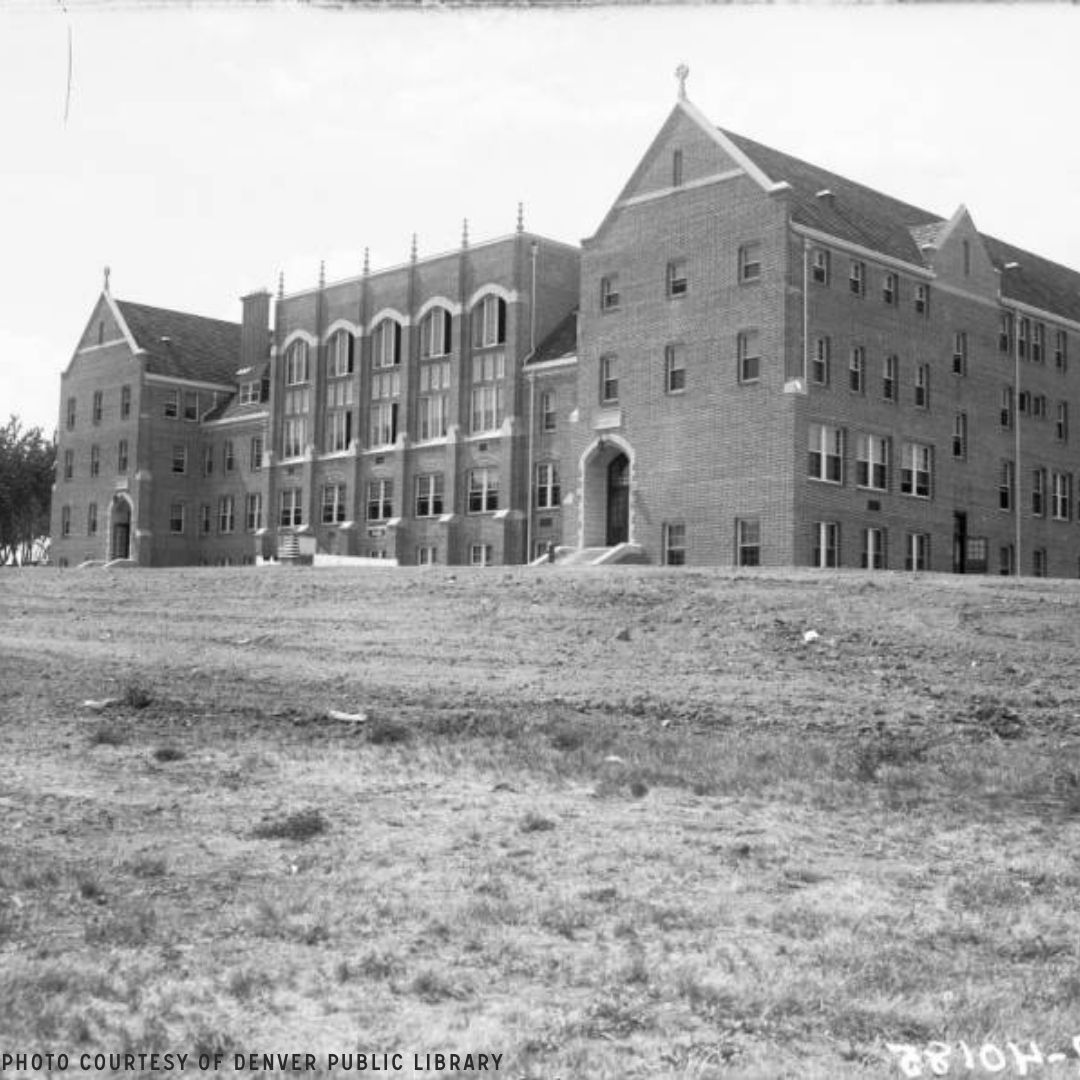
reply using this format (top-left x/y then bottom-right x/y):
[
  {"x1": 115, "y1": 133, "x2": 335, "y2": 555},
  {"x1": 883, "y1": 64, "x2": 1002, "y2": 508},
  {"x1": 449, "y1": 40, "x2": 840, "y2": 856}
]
[{"x1": 676, "y1": 64, "x2": 690, "y2": 101}]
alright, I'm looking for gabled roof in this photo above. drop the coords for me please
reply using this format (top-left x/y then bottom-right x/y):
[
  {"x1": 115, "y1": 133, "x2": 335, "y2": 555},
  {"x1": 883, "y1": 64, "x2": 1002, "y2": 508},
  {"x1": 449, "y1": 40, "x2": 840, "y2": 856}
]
[
  {"x1": 115, "y1": 299, "x2": 241, "y2": 384},
  {"x1": 527, "y1": 309, "x2": 577, "y2": 366},
  {"x1": 717, "y1": 122, "x2": 1080, "y2": 324},
  {"x1": 719, "y1": 127, "x2": 941, "y2": 266}
]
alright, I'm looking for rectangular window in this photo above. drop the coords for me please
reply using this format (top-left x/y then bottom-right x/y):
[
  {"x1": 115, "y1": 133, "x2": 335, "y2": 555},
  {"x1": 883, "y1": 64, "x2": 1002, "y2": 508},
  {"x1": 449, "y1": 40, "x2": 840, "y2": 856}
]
[
  {"x1": 239, "y1": 380, "x2": 260, "y2": 405},
  {"x1": 117, "y1": 440, "x2": 128, "y2": 473},
  {"x1": 419, "y1": 362, "x2": 451, "y2": 393},
  {"x1": 322, "y1": 484, "x2": 347, "y2": 524},
  {"x1": 200, "y1": 504, "x2": 211, "y2": 535},
  {"x1": 883, "y1": 354, "x2": 897, "y2": 401},
  {"x1": 418, "y1": 395, "x2": 448, "y2": 442},
  {"x1": 811, "y1": 248, "x2": 830, "y2": 285},
  {"x1": 172, "y1": 444, "x2": 186, "y2": 474},
  {"x1": 415, "y1": 474, "x2": 444, "y2": 518},
  {"x1": 952, "y1": 331, "x2": 967, "y2": 376},
  {"x1": 163, "y1": 389, "x2": 178, "y2": 419},
  {"x1": 855, "y1": 433, "x2": 888, "y2": 490},
  {"x1": 61, "y1": 505, "x2": 71, "y2": 537},
  {"x1": 952, "y1": 413, "x2": 967, "y2": 460},
  {"x1": 223, "y1": 440, "x2": 235, "y2": 472},
  {"x1": 92, "y1": 390, "x2": 103, "y2": 425},
  {"x1": 89, "y1": 445, "x2": 100, "y2": 477},
  {"x1": 120, "y1": 385, "x2": 131, "y2": 419},
  {"x1": 900, "y1": 442, "x2": 932, "y2": 498},
  {"x1": 468, "y1": 468, "x2": 499, "y2": 514},
  {"x1": 1018, "y1": 317, "x2": 1029, "y2": 360},
  {"x1": 369, "y1": 402, "x2": 398, "y2": 447},
  {"x1": 600, "y1": 355, "x2": 618, "y2": 404},
  {"x1": 737, "y1": 519, "x2": 760, "y2": 567},
  {"x1": 811, "y1": 337, "x2": 830, "y2": 386},
  {"x1": 1033, "y1": 394, "x2": 1047, "y2": 420},
  {"x1": 245, "y1": 493, "x2": 263, "y2": 532},
  {"x1": 470, "y1": 385, "x2": 502, "y2": 434},
  {"x1": 203, "y1": 445, "x2": 214, "y2": 477},
  {"x1": 914, "y1": 364, "x2": 930, "y2": 408},
  {"x1": 600, "y1": 275, "x2": 620, "y2": 311},
  {"x1": 666, "y1": 260, "x2": 688, "y2": 299},
  {"x1": 250, "y1": 436, "x2": 263, "y2": 471},
  {"x1": 417, "y1": 545, "x2": 438, "y2": 566},
  {"x1": 739, "y1": 243, "x2": 762, "y2": 283},
  {"x1": 999, "y1": 460, "x2": 1014, "y2": 511},
  {"x1": 1000, "y1": 313, "x2": 1014, "y2": 354},
  {"x1": 808, "y1": 423, "x2": 844, "y2": 483},
  {"x1": 536, "y1": 463, "x2": 560, "y2": 509},
  {"x1": 63, "y1": 449, "x2": 73, "y2": 480},
  {"x1": 882, "y1": 272, "x2": 897, "y2": 305},
  {"x1": 1032, "y1": 467, "x2": 1046, "y2": 517},
  {"x1": 1032, "y1": 323, "x2": 1045, "y2": 364},
  {"x1": 279, "y1": 488, "x2": 303, "y2": 527},
  {"x1": 169, "y1": 502, "x2": 185, "y2": 535},
  {"x1": 541, "y1": 391, "x2": 556, "y2": 433},
  {"x1": 1053, "y1": 472, "x2": 1071, "y2": 521},
  {"x1": 366, "y1": 479, "x2": 393, "y2": 522},
  {"x1": 1001, "y1": 387, "x2": 1014, "y2": 429},
  {"x1": 849, "y1": 346, "x2": 865, "y2": 394},
  {"x1": 324, "y1": 379, "x2": 355, "y2": 409},
  {"x1": 665, "y1": 343, "x2": 687, "y2": 393},
  {"x1": 905, "y1": 533, "x2": 930, "y2": 571},
  {"x1": 1033, "y1": 548, "x2": 1047, "y2": 578},
  {"x1": 325, "y1": 409, "x2": 353, "y2": 453},
  {"x1": 1055, "y1": 329, "x2": 1068, "y2": 372},
  {"x1": 283, "y1": 417, "x2": 307, "y2": 458},
  {"x1": 862, "y1": 527, "x2": 886, "y2": 570},
  {"x1": 663, "y1": 522, "x2": 686, "y2": 566},
  {"x1": 737, "y1": 332, "x2": 760, "y2": 384},
  {"x1": 183, "y1": 390, "x2": 199, "y2": 422},
  {"x1": 813, "y1": 522, "x2": 839, "y2": 569},
  {"x1": 914, "y1": 283, "x2": 929, "y2": 315},
  {"x1": 218, "y1": 495, "x2": 235, "y2": 534},
  {"x1": 470, "y1": 543, "x2": 494, "y2": 567},
  {"x1": 849, "y1": 260, "x2": 865, "y2": 296},
  {"x1": 87, "y1": 502, "x2": 98, "y2": 537},
  {"x1": 1057, "y1": 402, "x2": 1068, "y2": 443},
  {"x1": 999, "y1": 544, "x2": 1014, "y2": 576}
]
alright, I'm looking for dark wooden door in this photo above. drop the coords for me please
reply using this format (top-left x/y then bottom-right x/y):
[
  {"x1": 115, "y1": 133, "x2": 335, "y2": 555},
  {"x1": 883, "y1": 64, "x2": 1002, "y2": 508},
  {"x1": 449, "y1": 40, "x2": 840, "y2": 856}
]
[{"x1": 607, "y1": 454, "x2": 629, "y2": 546}]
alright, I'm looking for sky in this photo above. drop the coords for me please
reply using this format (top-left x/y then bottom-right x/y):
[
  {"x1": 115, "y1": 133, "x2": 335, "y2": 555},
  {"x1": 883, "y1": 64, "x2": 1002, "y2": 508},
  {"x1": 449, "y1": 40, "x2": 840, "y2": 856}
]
[{"x1": 2, "y1": 3, "x2": 1079, "y2": 437}]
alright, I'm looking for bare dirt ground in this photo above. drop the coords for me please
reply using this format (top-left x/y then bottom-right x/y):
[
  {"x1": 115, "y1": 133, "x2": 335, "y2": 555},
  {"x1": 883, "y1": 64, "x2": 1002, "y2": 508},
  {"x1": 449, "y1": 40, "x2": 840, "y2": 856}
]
[{"x1": 2, "y1": 565, "x2": 1080, "y2": 1080}]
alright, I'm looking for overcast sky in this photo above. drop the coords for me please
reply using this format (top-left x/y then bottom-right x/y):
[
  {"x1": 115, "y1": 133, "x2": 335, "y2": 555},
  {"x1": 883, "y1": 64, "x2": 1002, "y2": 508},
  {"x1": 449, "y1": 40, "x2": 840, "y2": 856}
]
[{"x1": 2, "y1": 3, "x2": 1079, "y2": 436}]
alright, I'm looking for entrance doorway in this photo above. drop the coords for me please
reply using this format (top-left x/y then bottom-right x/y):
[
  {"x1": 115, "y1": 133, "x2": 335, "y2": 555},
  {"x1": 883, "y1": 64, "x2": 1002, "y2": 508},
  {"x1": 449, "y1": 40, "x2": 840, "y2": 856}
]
[
  {"x1": 111, "y1": 496, "x2": 132, "y2": 560},
  {"x1": 952, "y1": 511, "x2": 967, "y2": 574},
  {"x1": 606, "y1": 454, "x2": 629, "y2": 545}
]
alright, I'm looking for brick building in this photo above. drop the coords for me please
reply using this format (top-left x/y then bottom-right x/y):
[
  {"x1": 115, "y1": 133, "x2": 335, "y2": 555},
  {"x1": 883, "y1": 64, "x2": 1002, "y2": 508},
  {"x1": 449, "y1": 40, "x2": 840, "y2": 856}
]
[{"x1": 51, "y1": 83, "x2": 1080, "y2": 575}]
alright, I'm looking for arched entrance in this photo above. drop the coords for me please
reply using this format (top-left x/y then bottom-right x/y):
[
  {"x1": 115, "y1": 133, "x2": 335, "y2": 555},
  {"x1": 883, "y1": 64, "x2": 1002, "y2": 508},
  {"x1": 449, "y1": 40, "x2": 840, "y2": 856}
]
[
  {"x1": 579, "y1": 436, "x2": 634, "y2": 548},
  {"x1": 109, "y1": 494, "x2": 132, "y2": 560}
]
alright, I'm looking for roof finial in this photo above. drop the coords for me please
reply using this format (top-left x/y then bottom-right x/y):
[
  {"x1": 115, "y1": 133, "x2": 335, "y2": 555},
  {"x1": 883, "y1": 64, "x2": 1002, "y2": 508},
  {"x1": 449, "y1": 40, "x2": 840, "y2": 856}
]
[
  {"x1": 676, "y1": 63, "x2": 690, "y2": 101},
  {"x1": 318, "y1": 260, "x2": 326, "y2": 289},
  {"x1": 363, "y1": 247, "x2": 370, "y2": 277},
  {"x1": 410, "y1": 233, "x2": 418, "y2": 263},
  {"x1": 103, "y1": 265, "x2": 111, "y2": 295},
  {"x1": 516, "y1": 202, "x2": 524, "y2": 234},
  {"x1": 462, "y1": 218, "x2": 469, "y2": 249},
  {"x1": 277, "y1": 271, "x2": 284, "y2": 300}
]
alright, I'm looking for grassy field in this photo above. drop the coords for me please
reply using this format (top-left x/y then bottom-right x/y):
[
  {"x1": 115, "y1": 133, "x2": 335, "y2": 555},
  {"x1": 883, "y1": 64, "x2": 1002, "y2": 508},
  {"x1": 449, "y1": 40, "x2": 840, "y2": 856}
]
[{"x1": 2, "y1": 565, "x2": 1080, "y2": 1079}]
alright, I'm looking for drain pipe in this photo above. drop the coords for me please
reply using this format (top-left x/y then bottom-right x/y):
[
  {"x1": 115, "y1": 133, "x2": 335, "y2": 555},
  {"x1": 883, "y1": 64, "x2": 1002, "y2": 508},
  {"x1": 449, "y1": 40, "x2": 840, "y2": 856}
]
[
  {"x1": 525, "y1": 241, "x2": 539, "y2": 564},
  {"x1": 802, "y1": 238, "x2": 810, "y2": 384},
  {"x1": 1014, "y1": 306, "x2": 1022, "y2": 574}
]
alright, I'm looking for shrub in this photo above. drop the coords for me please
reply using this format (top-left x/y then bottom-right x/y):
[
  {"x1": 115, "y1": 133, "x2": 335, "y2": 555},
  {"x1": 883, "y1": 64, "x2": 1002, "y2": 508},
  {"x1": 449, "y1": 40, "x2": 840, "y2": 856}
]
[{"x1": 251, "y1": 808, "x2": 328, "y2": 842}]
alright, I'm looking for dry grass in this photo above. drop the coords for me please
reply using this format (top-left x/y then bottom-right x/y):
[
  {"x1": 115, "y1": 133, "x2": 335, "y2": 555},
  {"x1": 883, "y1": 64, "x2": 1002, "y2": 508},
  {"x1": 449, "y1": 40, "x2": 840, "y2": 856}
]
[{"x1": 2, "y1": 566, "x2": 1080, "y2": 1077}]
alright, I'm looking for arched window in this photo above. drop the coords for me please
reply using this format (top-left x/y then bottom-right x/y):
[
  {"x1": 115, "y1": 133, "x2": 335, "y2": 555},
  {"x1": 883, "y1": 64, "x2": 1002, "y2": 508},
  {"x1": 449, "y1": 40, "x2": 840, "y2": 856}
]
[
  {"x1": 420, "y1": 307, "x2": 452, "y2": 359},
  {"x1": 471, "y1": 295, "x2": 506, "y2": 349},
  {"x1": 372, "y1": 319, "x2": 402, "y2": 368},
  {"x1": 326, "y1": 330, "x2": 354, "y2": 377},
  {"x1": 284, "y1": 340, "x2": 309, "y2": 385}
]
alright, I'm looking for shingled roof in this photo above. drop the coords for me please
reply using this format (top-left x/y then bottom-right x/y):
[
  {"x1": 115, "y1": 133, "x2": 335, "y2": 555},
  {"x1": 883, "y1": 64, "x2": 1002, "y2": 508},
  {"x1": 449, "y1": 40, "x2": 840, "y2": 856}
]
[
  {"x1": 527, "y1": 309, "x2": 578, "y2": 366},
  {"x1": 719, "y1": 125, "x2": 1080, "y2": 324},
  {"x1": 116, "y1": 300, "x2": 241, "y2": 384}
]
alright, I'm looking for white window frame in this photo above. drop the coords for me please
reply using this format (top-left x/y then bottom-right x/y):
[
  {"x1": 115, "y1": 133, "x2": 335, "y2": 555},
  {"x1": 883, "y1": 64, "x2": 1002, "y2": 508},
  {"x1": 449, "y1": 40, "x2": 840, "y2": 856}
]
[
  {"x1": 535, "y1": 462, "x2": 560, "y2": 510},
  {"x1": 813, "y1": 522, "x2": 839, "y2": 569},
  {"x1": 900, "y1": 442, "x2": 932, "y2": 499},
  {"x1": 468, "y1": 468, "x2": 499, "y2": 514},
  {"x1": 855, "y1": 433, "x2": 888, "y2": 491},
  {"x1": 808, "y1": 423, "x2": 844, "y2": 484},
  {"x1": 415, "y1": 473, "x2": 444, "y2": 518},
  {"x1": 737, "y1": 331, "x2": 760, "y2": 384}
]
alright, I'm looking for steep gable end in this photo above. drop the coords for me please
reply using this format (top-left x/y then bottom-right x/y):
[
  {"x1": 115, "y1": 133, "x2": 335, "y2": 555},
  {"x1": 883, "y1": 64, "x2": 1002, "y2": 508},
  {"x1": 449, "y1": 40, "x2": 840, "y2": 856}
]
[
  {"x1": 75, "y1": 294, "x2": 133, "y2": 352},
  {"x1": 922, "y1": 206, "x2": 999, "y2": 297}
]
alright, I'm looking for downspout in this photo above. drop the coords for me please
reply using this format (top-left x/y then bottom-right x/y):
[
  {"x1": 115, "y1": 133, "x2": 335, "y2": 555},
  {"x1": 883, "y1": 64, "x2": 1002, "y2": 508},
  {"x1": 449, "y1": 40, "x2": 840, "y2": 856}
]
[
  {"x1": 1014, "y1": 307, "x2": 1022, "y2": 575},
  {"x1": 802, "y1": 238, "x2": 810, "y2": 383},
  {"x1": 525, "y1": 240, "x2": 539, "y2": 564}
]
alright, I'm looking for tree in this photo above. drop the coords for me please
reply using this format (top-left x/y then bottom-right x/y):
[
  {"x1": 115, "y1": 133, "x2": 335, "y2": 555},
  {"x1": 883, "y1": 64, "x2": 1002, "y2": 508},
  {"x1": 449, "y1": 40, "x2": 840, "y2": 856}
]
[{"x1": 0, "y1": 417, "x2": 55, "y2": 566}]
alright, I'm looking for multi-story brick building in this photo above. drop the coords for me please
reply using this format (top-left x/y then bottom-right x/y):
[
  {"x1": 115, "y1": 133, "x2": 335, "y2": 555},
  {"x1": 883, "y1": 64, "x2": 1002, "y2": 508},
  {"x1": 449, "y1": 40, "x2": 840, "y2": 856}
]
[{"x1": 51, "y1": 81, "x2": 1080, "y2": 575}]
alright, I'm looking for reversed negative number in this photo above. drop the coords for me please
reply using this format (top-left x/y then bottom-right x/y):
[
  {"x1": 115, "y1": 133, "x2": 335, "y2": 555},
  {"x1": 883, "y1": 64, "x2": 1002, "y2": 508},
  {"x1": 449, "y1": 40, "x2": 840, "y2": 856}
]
[{"x1": 888, "y1": 1037, "x2": 1080, "y2": 1076}]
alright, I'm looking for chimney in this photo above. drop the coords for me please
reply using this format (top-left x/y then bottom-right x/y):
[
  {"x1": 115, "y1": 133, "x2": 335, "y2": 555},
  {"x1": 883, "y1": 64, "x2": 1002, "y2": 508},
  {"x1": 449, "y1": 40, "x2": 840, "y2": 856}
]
[{"x1": 240, "y1": 290, "x2": 271, "y2": 370}]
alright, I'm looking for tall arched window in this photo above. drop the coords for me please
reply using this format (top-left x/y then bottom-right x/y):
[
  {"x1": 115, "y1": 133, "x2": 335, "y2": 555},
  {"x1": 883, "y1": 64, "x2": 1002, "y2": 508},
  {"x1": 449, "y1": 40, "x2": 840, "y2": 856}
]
[
  {"x1": 420, "y1": 307, "x2": 452, "y2": 359},
  {"x1": 372, "y1": 319, "x2": 402, "y2": 368},
  {"x1": 284, "y1": 340, "x2": 309, "y2": 385},
  {"x1": 326, "y1": 330, "x2": 354, "y2": 377},
  {"x1": 472, "y1": 295, "x2": 506, "y2": 349}
]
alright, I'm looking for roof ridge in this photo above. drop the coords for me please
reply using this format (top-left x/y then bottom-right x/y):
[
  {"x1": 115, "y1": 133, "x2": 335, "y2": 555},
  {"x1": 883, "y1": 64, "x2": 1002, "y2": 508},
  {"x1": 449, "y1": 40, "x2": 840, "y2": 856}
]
[{"x1": 115, "y1": 297, "x2": 241, "y2": 329}]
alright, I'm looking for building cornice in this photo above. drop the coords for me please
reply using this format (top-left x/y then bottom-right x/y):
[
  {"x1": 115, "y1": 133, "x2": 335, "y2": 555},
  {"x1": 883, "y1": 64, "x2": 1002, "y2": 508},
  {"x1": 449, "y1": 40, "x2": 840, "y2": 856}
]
[
  {"x1": 791, "y1": 223, "x2": 935, "y2": 280},
  {"x1": 202, "y1": 410, "x2": 269, "y2": 428},
  {"x1": 999, "y1": 293, "x2": 1080, "y2": 335}
]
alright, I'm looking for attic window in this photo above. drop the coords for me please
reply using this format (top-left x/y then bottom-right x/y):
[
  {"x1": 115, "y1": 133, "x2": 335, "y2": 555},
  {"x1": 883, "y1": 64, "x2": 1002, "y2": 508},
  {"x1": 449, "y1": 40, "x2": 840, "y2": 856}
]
[
  {"x1": 97, "y1": 321, "x2": 104, "y2": 345},
  {"x1": 672, "y1": 149, "x2": 684, "y2": 188},
  {"x1": 963, "y1": 240, "x2": 971, "y2": 276}
]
